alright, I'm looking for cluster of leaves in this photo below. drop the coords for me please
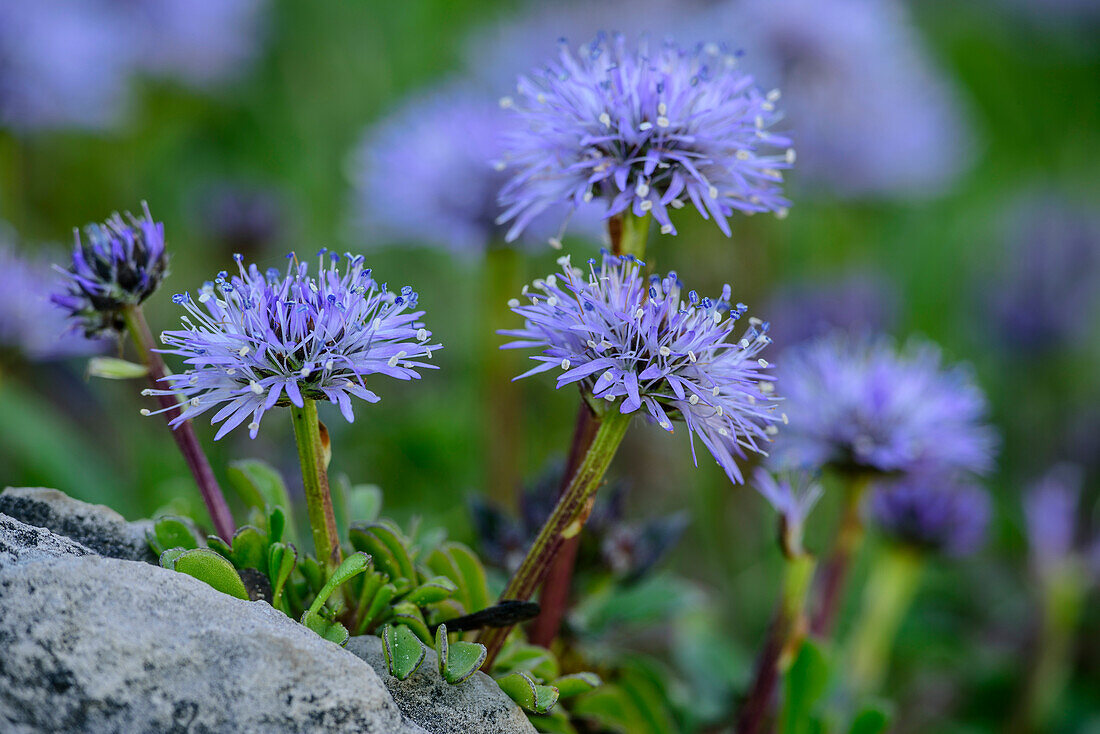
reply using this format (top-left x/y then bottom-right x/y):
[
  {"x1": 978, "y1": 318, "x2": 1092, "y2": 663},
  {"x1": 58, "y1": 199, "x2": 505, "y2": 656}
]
[
  {"x1": 781, "y1": 641, "x2": 893, "y2": 734},
  {"x1": 146, "y1": 458, "x2": 602, "y2": 720}
]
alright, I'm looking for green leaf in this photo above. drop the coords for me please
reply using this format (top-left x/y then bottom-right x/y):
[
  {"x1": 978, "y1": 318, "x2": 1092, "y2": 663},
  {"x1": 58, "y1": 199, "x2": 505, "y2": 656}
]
[
  {"x1": 359, "y1": 581, "x2": 397, "y2": 634},
  {"x1": 848, "y1": 702, "x2": 892, "y2": 734},
  {"x1": 435, "y1": 623, "x2": 486, "y2": 685},
  {"x1": 493, "y1": 641, "x2": 560, "y2": 682},
  {"x1": 349, "y1": 522, "x2": 415, "y2": 584},
  {"x1": 443, "y1": 542, "x2": 490, "y2": 613},
  {"x1": 497, "y1": 671, "x2": 559, "y2": 714},
  {"x1": 159, "y1": 547, "x2": 185, "y2": 569},
  {"x1": 301, "y1": 609, "x2": 350, "y2": 647},
  {"x1": 268, "y1": 506, "x2": 286, "y2": 545},
  {"x1": 86, "y1": 356, "x2": 148, "y2": 380},
  {"x1": 405, "y1": 575, "x2": 458, "y2": 605},
  {"x1": 781, "y1": 640, "x2": 832, "y2": 734},
  {"x1": 146, "y1": 516, "x2": 199, "y2": 555},
  {"x1": 231, "y1": 525, "x2": 269, "y2": 574},
  {"x1": 299, "y1": 555, "x2": 325, "y2": 594},
  {"x1": 553, "y1": 672, "x2": 602, "y2": 698},
  {"x1": 173, "y1": 549, "x2": 249, "y2": 600},
  {"x1": 391, "y1": 601, "x2": 432, "y2": 644},
  {"x1": 206, "y1": 535, "x2": 233, "y2": 560},
  {"x1": 530, "y1": 708, "x2": 578, "y2": 734},
  {"x1": 382, "y1": 623, "x2": 427, "y2": 681},
  {"x1": 570, "y1": 685, "x2": 640, "y2": 733},
  {"x1": 307, "y1": 552, "x2": 372, "y2": 616},
  {"x1": 227, "y1": 459, "x2": 296, "y2": 542},
  {"x1": 268, "y1": 542, "x2": 297, "y2": 610}
]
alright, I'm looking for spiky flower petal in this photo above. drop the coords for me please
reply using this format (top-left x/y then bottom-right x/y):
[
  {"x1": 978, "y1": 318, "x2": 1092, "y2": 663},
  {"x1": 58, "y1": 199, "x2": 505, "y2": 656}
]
[
  {"x1": 501, "y1": 252, "x2": 779, "y2": 483},
  {"x1": 497, "y1": 33, "x2": 792, "y2": 241},
  {"x1": 51, "y1": 203, "x2": 168, "y2": 337},
  {"x1": 150, "y1": 251, "x2": 440, "y2": 439}
]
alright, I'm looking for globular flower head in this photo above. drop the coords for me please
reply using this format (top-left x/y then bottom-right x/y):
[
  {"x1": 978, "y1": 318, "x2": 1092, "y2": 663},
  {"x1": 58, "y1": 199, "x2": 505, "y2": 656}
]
[
  {"x1": 770, "y1": 334, "x2": 996, "y2": 478},
  {"x1": 501, "y1": 252, "x2": 780, "y2": 483},
  {"x1": 763, "y1": 271, "x2": 898, "y2": 351},
  {"x1": 51, "y1": 203, "x2": 168, "y2": 337},
  {"x1": 151, "y1": 251, "x2": 439, "y2": 439},
  {"x1": 870, "y1": 476, "x2": 991, "y2": 556},
  {"x1": 497, "y1": 32, "x2": 793, "y2": 241},
  {"x1": 752, "y1": 467, "x2": 823, "y2": 557}
]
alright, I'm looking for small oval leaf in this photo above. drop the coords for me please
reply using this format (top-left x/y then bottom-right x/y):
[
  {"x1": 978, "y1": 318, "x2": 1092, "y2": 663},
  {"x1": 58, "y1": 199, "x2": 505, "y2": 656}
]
[
  {"x1": 382, "y1": 624, "x2": 427, "y2": 681},
  {"x1": 173, "y1": 549, "x2": 249, "y2": 600}
]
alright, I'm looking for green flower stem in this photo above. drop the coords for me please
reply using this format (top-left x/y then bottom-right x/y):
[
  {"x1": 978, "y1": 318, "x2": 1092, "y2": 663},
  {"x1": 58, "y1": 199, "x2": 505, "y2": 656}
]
[
  {"x1": 737, "y1": 552, "x2": 817, "y2": 734},
  {"x1": 811, "y1": 473, "x2": 872, "y2": 636},
  {"x1": 846, "y1": 543, "x2": 924, "y2": 696},
  {"x1": 1018, "y1": 560, "x2": 1086, "y2": 732},
  {"x1": 528, "y1": 212, "x2": 651, "y2": 648},
  {"x1": 480, "y1": 409, "x2": 633, "y2": 666},
  {"x1": 122, "y1": 305, "x2": 235, "y2": 541},
  {"x1": 289, "y1": 397, "x2": 342, "y2": 570},
  {"x1": 611, "y1": 211, "x2": 651, "y2": 258}
]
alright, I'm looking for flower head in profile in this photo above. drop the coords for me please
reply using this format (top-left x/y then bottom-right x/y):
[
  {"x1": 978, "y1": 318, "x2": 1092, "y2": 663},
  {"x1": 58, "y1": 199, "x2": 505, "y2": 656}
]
[
  {"x1": 501, "y1": 252, "x2": 780, "y2": 483},
  {"x1": 150, "y1": 251, "x2": 439, "y2": 439},
  {"x1": 1024, "y1": 464, "x2": 1089, "y2": 572},
  {"x1": 870, "y1": 476, "x2": 990, "y2": 556},
  {"x1": 51, "y1": 203, "x2": 168, "y2": 337},
  {"x1": 497, "y1": 32, "x2": 793, "y2": 241},
  {"x1": 770, "y1": 334, "x2": 996, "y2": 478},
  {"x1": 753, "y1": 468, "x2": 823, "y2": 557}
]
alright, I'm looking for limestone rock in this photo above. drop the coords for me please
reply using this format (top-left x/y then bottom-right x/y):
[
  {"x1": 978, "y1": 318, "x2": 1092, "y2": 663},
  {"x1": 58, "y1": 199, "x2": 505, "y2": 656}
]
[
  {"x1": 0, "y1": 487, "x2": 156, "y2": 563},
  {"x1": 346, "y1": 635, "x2": 537, "y2": 734}
]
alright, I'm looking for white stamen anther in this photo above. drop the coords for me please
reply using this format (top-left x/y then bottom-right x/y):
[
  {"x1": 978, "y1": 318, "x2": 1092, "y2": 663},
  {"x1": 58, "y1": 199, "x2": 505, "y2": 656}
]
[
  {"x1": 640, "y1": 200, "x2": 653, "y2": 211},
  {"x1": 300, "y1": 367, "x2": 311, "y2": 377},
  {"x1": 248, "y1": 421, "x2": 260, "y2": 432},
  {"x1": 688, "y1": 394, "x2": 700, "y2": 405},
  {"x1": 658, "y1": 102, "x2": 668, "y2": 115},
  {"x1": 688, "y1": 351, "x2": 697, "y2": 363},
  {"x1": 561, "y1": 359, "x2": 570, "y2": 370},
  {"x1": 639, "y1": 121, "x2": 653, "y2": 131},
  {"x1": 417, "y1": 328, "x2": 428, "y2": 341},
  {"x1": 767, "y1": 88, "x2": 781, "y2": 102},
  {"x1": 657, "y1": 116, "x2": 670, "y2": 128},
  {"x1": 659, "y1": 420, "x2": 672, "y2": 430},
  {"x1": 736, "y1": 150, "x2": 751, "y2": 161},
  {"x1": 507, "y1": 298, "x2": 520, "y2": 308},
  {"x1": 598, "y1": 112, "x2": 611, "y2": 127},
  {"x1": 782, "y1": 413, "x2": 789, "y2": 425},
  {"x1": 635, "y1": 181, "x2": 650, "y2": 197},
  {"x1": 548, "y1": 237, "x2": 563, "y2": 250},
  {"x1": 250, "y1": 381, "x2": 263, "y2": 395},
  {"x1": 387, "y1": 350, "x2": 407, "y2": 367},
  {"x1": 715, "y1": 405, "x2": 724, "y2": 416},
  {"x1": 758, "y1": 358, "x2": 769, "y2": 368},
  {"x1": 499, "y1": 96, "x2": 514, "y2": 108},
  {"x1": 659, "y1": 346, "x2": 671, "y2": 357},
  {"x1": 712, "y1": 387, "x2": 721, "y2": 396},
  {"x1": 635, "y1": 308, "x2": 645, "y2": 320},
  {"x1": 660, "y1": 224, "x2": 673, "y2": 235},
  {"x1": 708, "y1": 186, "x2": 719, "y2": 199},
  {"x1": 140, "y1": 408, "x2": 151, "y2": 416},
  {"x1": 786, "y1": 149, "x2": 796, "y2": 164},
  {"x1": 766, "y1": 425, "x2": 779, "y2": 435}
]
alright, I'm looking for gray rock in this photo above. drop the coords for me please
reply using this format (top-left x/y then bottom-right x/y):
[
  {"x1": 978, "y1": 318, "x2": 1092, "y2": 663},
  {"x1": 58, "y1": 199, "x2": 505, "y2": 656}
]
[
  {"x1": 346, "y1": 635, "x2": 537, "y2": 734},
  {"x1": 0, "y1": 513, "x2": 92, "y2": 568},
  {"x1": 0, "y1": 518, "x2": 429, "y2": 734},
  {"x1": 0, "y1": 487, "x2": 156, "y2": 563}
]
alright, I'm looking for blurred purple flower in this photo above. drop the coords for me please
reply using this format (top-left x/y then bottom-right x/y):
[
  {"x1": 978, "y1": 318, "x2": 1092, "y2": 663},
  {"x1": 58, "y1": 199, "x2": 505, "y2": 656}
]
[
  {"x1": 151, "y1": 251, "x2": 439, "y2": 439},
  {"x1": 1024, "y1": 464, "x2": 1084, "y2": 569},
  {"x1": 770, "y1": 334, "x2": 997, "y2": 477},
  {"x1": 871, "y1": 476, "x2": 991, "y2": 556},
  {"x1": 51, "y1": 203, "x2": 169, "y2": 337},
  {"x1": 987, "y1": 198, "x2": 1100, "y2": 355},
  {"x1": 497, "y1": 33, "x2": 793, "y2": 241},
  {"x1": 0, "y1": 0, "x2": 133, "y2": 131},
  {"x1": 763, "y1": 271, "x2": 898, "y2": 351},
  {"x1": 707, "y1": 0, "x2": 974, "y2": 198},
  {"x1": 752, "y1": 467, "x2": 823, "y2": 555},
  {"x1": 501, "y1": 252, "x2": 779, "y2": 483},
  {"x1": 0, "y1": 232, "x2": 107, "y2": 360},
  {"x1": 352, "y1": 83, "x2": 600, "y2": 254}
]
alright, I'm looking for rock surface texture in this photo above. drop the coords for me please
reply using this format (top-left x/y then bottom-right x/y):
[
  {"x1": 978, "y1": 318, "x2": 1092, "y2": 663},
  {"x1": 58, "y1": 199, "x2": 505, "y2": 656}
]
[
  {"x1": 0, "y1": 497, "x2": 537, "y2": 734},
  {"x1": 0, "y1": 487, "x2": 156, "y2": 563},
  {"x1": 347, "y1": 636, "x2": 538, "y2": 734}
]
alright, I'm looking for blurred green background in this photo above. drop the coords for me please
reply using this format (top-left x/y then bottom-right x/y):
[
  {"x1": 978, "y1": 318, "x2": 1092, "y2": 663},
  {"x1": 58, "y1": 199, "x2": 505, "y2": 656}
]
[{"x1": 1, "y1": 0, "x2": 1098, "y2": 731}]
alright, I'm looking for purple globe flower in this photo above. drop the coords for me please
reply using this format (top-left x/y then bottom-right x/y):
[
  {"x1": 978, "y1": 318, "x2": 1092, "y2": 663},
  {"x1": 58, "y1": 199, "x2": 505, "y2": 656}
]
[
  {"x1": 501, "y1": 252, "x2": 780, "y2": 483},
  {"x1": 770, "y1": 334, "x2": 996, "y2": 477},
  {"x1": 0, "y1": 234, "x2": 107, "y2": 360},
  {"x1": 870, "y1": 476, "x2": 991, "y2": 556},
  {"x1": 51, "y1": 203, "x2": 169, "y2": 338},
  {"x1": 150, "y1": 251, "x2": 440, "y2": 440},
  {"x1": 0, "y1": 0, "x2": 133, "y2": 131},
  {"x1": 352, "y1": 83, "x2": 600, "y2": 254},
  {"x1": 497, "y1": 33, "x2": 793, "y2": 241}
]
